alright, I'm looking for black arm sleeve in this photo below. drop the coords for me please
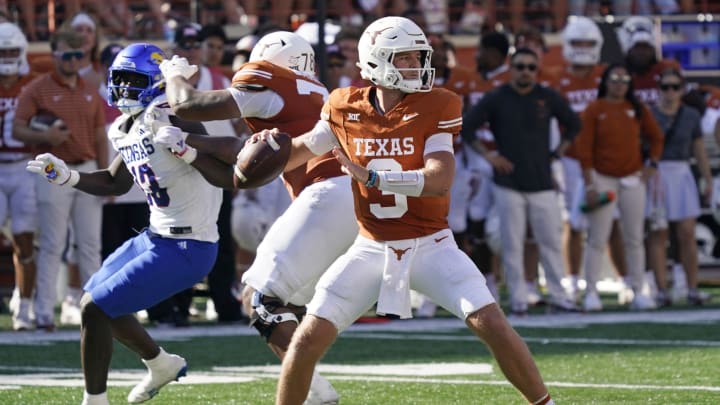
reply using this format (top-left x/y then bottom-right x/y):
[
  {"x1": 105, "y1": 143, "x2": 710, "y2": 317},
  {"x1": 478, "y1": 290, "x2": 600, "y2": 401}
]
[{"x1": 550, "y1": 89, "x2": 581, "y2": 142}]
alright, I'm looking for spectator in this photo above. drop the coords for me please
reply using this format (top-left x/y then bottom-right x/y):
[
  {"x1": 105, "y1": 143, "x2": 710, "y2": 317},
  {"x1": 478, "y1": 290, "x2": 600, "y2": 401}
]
[
  {"x1": 324, "y1": 44, "x2": 347, "y2": 92},
  {"x1": 0, "y1": 22, "x2": 37, "y2": 331},
  {"x1": 646, "y1": 68, "x2": 712, "y2": 307},
  {"x1": 462, "y1": 48, "x2": 580, "y2": 315},
  {"x1": 270, "y1": 16, "x2": 555, "y2": 405},
  {"x1": 554, "y1": 16, "x2": 629, "y2": 304},
  {"x1": 13, "y1": 29, "x2": 107, "y2": 331},
  {"x1": 573, "y1": 63, "x2": 664, "y2": 311},
  {"x1": 199, "y1": 24, "x2": 228, "y2": 77},
  {"x1": 569, "y1": 0, "x2": 691, "y2": 15},
  {"x1": 0, "y1": 1, "x2": 36, "y2": 41},
  {"x1": 334, "y1": 26, "x2": 365, "y2": 88}
]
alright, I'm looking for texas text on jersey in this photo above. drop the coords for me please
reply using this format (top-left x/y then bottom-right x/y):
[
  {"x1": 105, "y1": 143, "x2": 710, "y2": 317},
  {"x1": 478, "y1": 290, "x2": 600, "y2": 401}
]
[{"x1": 323, "y1": 86, "x2": 463, "y2": 241}]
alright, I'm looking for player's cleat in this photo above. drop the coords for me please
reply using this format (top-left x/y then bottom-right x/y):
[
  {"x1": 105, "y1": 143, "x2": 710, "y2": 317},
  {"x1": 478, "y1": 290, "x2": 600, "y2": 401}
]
[
  {"x1": 12, "y1": 298, "x2": 34, "y2": 331},
  {"x1": 60, "y1": 297, "x2": 82, "y2": 326},
  {"x1": 687, "y1": 290, "x2": 712, "y2": 306},
  {"x1": 127, "y1": 348, "x2": 187, "y2": 403},
  {"x1": 548, "y1": 298, "x2": 579, "y2": 313},
  {"x1": 629, "y1": 293, "x2": 656, "y2": 311},
  {"x1": 655, "y1": 290, "x2": 672, "y2": 308},
  {"x1": 304, "y1": 371, "x2": 339, "y2": 405},
  {"x1": 582, "y1": 291, "x2": 603, "y2": 312},
  {"x1": 415, "y1": 297, "x2": 437, "y2": 318}
]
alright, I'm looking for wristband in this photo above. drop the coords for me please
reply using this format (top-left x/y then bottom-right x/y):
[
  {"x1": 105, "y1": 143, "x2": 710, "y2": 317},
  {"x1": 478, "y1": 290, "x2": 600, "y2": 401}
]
[
  {"x1": 176, "y1": 146, "x2": 197, "y2": 164},
  {"x1": 60, "y1": 170, "x2": 80, "y2": 187},
  {"x1": 365, "y1": 169, "x2": 377, "y2": 187},
  {"x1": 376, "y1": 170, "x2": 425, "y2": 197}
]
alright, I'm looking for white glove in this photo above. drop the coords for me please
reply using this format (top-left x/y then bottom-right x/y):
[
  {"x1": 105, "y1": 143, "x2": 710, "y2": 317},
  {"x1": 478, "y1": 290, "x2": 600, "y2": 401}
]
[
  {"x1": 142, "y1": 104, "x2": 172, "y2": 136},
  {"x1": 159, "y1": 55, "x2": 198, "y2": 80},
  {"x1": 154, "y1": 125, "x2": 197, "y2": 164},
  {"x1": 26, "y1": 153, "x2": 79, "y2": 186}
]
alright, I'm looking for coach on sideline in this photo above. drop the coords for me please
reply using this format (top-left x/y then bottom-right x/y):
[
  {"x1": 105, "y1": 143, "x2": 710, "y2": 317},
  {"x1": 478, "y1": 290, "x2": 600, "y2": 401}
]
[{"x1": 461, "y1": 47, "x2": 580, "y2": 315}]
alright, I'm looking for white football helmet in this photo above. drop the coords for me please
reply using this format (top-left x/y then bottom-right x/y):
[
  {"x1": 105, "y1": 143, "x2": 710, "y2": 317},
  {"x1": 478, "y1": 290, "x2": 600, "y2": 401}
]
[
  {"x1": 562, "y1": 16, "x2": 603, "y2": 65},
  {"x1": 357, "y1": 16, "x2": 434, "y2": 93},
  {"x1": 249, "y1": 31, "x2": 315, "y2": 75},
  {"x1": 0, "y1": 22, "x2": 28, "y2": 76},
  {"x1": 617, "y1": 16, "x2": 655, "y2": 54}
]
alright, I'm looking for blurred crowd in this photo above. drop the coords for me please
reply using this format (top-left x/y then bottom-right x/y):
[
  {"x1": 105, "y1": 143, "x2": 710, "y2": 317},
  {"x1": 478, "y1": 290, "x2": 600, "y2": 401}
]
[{"x1": 0, "y1": 1, "x2": 718, "y2": 332}]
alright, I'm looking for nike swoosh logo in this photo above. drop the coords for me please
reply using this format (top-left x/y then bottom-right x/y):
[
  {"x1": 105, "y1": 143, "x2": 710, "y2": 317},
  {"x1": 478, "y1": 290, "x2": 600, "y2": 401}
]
[
  {"x1": 434, "y1": 235, "x2": 449, "y2": 243},
  {"x1": 403, "y1": 113, "x2": 419, "y2": 121}
]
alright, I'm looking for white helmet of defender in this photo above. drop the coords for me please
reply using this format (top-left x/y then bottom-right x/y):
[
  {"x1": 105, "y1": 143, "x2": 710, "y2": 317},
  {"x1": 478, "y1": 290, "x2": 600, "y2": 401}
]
[
  {"x1": 249, "y1": 31, "x2": 315, "y2": 75},
  {"x1": 562, "y1": 16, "x2": 603, "y2": 65},
  {"x1": 357, "y1": 16, "x2": 434, "y2": 93},
  {"x1": 0, "y1": 22, "x2": 28, "y2": 76}
]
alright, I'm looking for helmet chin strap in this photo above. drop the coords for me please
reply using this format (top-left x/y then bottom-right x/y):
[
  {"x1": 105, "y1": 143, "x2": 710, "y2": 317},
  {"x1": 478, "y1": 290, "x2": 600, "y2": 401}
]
[{"x1": 117, "y1": 98, "x2": 145, "y2": 116}]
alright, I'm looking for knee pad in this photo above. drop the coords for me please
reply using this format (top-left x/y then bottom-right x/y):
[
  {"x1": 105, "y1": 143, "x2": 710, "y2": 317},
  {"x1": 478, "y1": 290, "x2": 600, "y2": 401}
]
[{"x1": 249, "y1": 291, "x2": 306, "y2": 341}]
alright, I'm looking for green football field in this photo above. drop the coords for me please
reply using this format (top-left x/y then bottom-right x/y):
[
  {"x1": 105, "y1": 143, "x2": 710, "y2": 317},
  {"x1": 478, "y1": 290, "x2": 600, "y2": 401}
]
[{"x1": 1, "y1": 301, "x2": 719, "y2": 405}]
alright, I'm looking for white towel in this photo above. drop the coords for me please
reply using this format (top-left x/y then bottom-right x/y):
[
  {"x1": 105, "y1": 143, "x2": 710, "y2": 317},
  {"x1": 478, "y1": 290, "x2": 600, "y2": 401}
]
[{"x1": 376, "y1": 240, "x2": 417, "y2": 319}]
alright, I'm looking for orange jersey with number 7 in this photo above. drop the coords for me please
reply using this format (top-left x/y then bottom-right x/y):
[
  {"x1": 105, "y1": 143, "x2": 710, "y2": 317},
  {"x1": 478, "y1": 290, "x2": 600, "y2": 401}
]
[
  {"x1": 231, "y1": 60, "x2": 343, "y2": 198},
  {"x1": 322, "y1": 86, "x2": 463, "y2": 241}
]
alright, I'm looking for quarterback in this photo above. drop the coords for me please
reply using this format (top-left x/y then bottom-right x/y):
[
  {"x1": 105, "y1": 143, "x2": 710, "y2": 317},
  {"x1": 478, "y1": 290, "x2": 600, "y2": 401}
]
[{"x1": 249, "y1": 17, "x2": 555, "y2": 405}]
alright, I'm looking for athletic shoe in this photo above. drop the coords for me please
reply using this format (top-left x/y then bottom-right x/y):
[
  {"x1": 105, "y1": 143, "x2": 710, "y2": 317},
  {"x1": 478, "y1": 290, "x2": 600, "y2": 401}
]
[
  {"x1": 127, "y1": 349, "x2": 187, "y2": 403},
  {"x1": 687, "y1": 290, "x2": 712, "y2": 306},
  {"x1": 617, "y1": 283, "x2": 634, "y2": 306},
  {"x1": 655, "y1": 290, "x2": 672, "y2": 308},
  {"x1": 12, "y1": 298, "x2": 34, "y2": 331},
  {"x1": 304, "y1": 371, "x2": 339, "y2": 405},
  {"x1": 582, "y1": 291, "x2": 603, "y2": 312},
  {"x1": 60, "y1": 297, "x2": 82, "y2": 326},
  {"x1": 548, "y1": 298, "x2": 579, "y2": 313},
  {"x1": 415, "y1": 298, "x2": 437, "y2": 318},
  {"x1": 629, "y1": 293, "x2": 657, "y2": 311}
]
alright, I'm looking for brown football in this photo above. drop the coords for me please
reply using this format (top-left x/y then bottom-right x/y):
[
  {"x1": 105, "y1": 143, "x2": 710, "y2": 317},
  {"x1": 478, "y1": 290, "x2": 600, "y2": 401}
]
[
  {"x1": 29, "y1": 110, "x2": 65, "y2": 131},
  {"x1": 233, "y1": 131, "x2": 292, "y2": 189}
]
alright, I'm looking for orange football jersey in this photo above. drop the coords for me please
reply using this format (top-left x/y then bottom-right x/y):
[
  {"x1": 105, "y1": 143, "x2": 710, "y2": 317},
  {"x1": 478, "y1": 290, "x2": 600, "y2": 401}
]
[
  {"x1": 323, "y1": 86, "x2": 463, "y2": 241},
  {"x1": 0, "y1": 74, "x2": 35, "y2": 154},
  {"x1": 434, "y1": 65, "x2": 480, "y2": 108},
  {"x1": 632, "y1": 59, "x2": 681, "y2": 105},
  {"x1": 552, "y1": 65, "x2": 604, "y2": 159},
  {"x1": 232, "y1": 61, "x2": 344, "y2": 198}
]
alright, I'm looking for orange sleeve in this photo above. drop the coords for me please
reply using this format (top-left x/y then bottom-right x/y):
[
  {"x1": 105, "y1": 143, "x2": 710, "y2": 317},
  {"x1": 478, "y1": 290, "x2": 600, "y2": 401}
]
[
  {"x1": 640, "y1": 104, "x2": 664, "y2": 162},
  {"x1": 574, "y1": 101, "x2": 598, "y2": 170}
]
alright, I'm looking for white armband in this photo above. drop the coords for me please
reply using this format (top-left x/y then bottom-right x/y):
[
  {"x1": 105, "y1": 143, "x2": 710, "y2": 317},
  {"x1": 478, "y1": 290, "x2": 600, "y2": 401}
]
[
  {"x1": 376, "y1": 170, "x2": 425, "y2": 197},
  {"x1": 302, "y1": 120, "x2": 337, "y2": 156}
]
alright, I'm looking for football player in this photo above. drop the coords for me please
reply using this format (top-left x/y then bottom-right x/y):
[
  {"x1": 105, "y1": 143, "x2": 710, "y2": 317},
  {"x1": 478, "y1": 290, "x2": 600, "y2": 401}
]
[
  {"x1": 555, "y1": 16, "x2": 630, "y2": 310},
  {"x1": 0, "y1": 22, "x2": 37, "y2": 331},
  {"x1": 618, "y1": 16, "x2": 681, "y2": 104},
  {"x1": 251, "y1": 17, "x2": 555, "y2": 405},
  {"x1": 25, "y1": 44, "x2": 226, "y2": 405},
  {"x1": 159, "y1": 31, "x2": 351, "y2": 404}
]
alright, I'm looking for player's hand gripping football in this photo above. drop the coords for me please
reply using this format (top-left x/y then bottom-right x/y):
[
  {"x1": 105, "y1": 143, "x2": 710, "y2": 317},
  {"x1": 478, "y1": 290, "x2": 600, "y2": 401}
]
[
  {"x1": 159, "y1": 55, "x2": 198, "y2": 81},
  {"x1": 154, "y1": 125, "x2": 197, "y2": 163},
  {"x1": 26, "y1": 153, "x2": 79, "y2": 186}
]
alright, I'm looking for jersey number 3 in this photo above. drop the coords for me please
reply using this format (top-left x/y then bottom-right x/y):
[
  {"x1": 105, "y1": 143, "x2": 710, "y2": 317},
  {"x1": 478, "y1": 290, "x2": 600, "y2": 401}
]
[{"x1": 367, "y1": 158, "x2": 407, "y2": 219}]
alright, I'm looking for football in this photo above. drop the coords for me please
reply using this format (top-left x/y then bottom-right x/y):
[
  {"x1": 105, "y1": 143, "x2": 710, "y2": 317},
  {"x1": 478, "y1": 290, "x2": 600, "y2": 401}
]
[
  {"x1": 233, "y1": 131, "x2": 292, "y2": 189},
  {"x1": 29, "y1": 110, "x2": 65, "y2": 131}
]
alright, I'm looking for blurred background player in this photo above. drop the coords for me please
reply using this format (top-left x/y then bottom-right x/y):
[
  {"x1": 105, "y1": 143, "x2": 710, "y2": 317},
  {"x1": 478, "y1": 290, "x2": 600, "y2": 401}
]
[
  {"x1": 0, "y1": 22, "x2": 37, "y2": 331},
  {"x1": 160, "y1": 30, "x2": 353, "y2": 403}
]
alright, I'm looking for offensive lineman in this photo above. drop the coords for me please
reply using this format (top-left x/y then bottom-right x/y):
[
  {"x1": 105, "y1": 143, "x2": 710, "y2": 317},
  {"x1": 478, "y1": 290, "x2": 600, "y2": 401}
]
[{"x1": 159, "y1": 31, "x2": 351, "y2": 404}]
